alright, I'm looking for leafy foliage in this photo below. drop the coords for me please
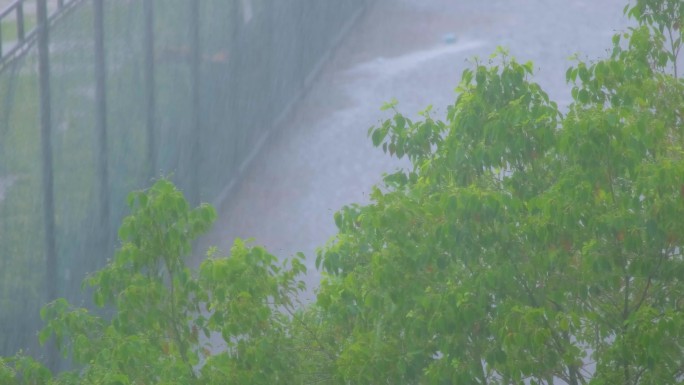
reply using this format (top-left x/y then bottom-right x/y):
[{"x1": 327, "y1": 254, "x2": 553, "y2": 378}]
[
  {"x1": 2, "y1": 1, "x2": 683, "y2": 384},
  {"x1": 2, "y1": 179, "x2": 307, "y2": 384},
  {"x1": 315, "y1": 1, "x2": 683, "y2": 384}
]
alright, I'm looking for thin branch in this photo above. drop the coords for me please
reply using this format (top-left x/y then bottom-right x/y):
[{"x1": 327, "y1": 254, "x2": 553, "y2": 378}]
[
  {"x1": 165, "y1": 256, "x2": 197, "y2": 381},
  {"x1": 284, "y1": 306, "x2": 339, "y2": 363}
]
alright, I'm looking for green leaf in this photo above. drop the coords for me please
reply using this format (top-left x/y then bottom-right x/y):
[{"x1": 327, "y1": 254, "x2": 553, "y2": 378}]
[
  {"x1": 578, "y1": 89, "x2": 590, "y2": 103},
  {"x1": 371, "y1": 128, "x2": 385, "y2": 146},
  {"x1": 380, "y1": 98, "x2": 398, "y2": 111}
]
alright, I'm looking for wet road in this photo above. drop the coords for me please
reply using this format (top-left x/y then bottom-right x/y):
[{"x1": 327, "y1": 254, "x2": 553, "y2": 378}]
[{"x1": 194, "y1": 0, "x2": 633, "y2": 300}]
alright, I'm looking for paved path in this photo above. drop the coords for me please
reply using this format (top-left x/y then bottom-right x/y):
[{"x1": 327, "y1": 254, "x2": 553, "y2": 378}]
[{"x1": 194, "y1": 0, "x2": 632, "y2": 300}]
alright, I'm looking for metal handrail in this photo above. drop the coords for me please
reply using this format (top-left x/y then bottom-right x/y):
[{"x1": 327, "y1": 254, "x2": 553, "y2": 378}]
[{"x1": 0, "y1": 0, "x2": 79, "y2": 70}]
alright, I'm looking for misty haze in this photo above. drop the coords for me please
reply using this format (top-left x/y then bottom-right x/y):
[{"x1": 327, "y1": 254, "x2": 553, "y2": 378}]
[{"x1": 1, "y1": 0, "x2": 682, "y2": 384}]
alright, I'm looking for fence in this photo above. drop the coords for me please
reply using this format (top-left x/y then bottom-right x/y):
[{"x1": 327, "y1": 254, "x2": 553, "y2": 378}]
[{"x1": 0, "y1": 0, "x2": 368, "y2": 361}]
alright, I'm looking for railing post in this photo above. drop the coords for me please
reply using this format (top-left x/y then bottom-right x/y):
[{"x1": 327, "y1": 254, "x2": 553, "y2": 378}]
[
  {"x1": 16, "y1": 2, "x2": 25, "y2": 41},
  {"x1": 93, "y1": 0, "x2": 110, "y2": 259},
  {"x1": 36, "y1": 0, "x2": 58, "y2": 371},
  {"x1": 189, "y1": 0, "x2": 201, "y2": 205},
  {"x1": 143, "y1": 0, "x2": 156, "y2": 181}
]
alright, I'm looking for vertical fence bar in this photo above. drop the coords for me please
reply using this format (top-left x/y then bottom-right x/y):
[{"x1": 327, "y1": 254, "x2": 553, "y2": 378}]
[
  {"x1": 143, "y1": 0, "x2": 156, "y2": 181},
  {"x1": 265, "y1": 2, "x2": 274, "y2": 126},
  {"x1": 16, "y1": 2, "x2": 25, "y2": 41},
  {"x1": 225, "y1": 0, "x2": 240, "y2": 174},
  {"x1": 296, "y1": 1, "x2": 306, "y2": 88},
  {"x1": 189, "y1": 0, "x2": 201, "y2": 204},
  {"x1": 93, "y1": 0, "x2": 110, "y2": 257},
  {"x1": 36, "y1": 0, "x2": 58, "y2": 371}
]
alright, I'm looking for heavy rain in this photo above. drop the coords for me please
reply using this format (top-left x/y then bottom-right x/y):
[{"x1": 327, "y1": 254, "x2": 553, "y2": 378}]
[{"x1": 1, "y1": 0, "x2": 682, "y2": 384}]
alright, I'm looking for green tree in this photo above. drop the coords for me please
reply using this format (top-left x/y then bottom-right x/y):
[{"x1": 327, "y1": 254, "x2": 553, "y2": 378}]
[
  {"x1": 2, "y1": 1, "x2": 682, "y2": 384},
  {"x1": 1, "y1": 179, "x2": 307, "y2": 384},
  {"x1": 314, "y1": 1, "x2": 683, "y2": 384}
]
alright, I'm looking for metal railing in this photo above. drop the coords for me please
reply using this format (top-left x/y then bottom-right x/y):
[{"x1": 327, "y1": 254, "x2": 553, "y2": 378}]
[
  {"x1": 0, "y1": 0, "x2": 370, "y2": 365},
  {"x1": 0, "y1": 0, "x2": 81, "y2": 69}
]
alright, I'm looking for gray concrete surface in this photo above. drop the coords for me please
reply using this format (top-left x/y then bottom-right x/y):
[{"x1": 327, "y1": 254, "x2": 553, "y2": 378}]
[{"x1": 194, "y1": 0, "x2": 633, "y2": 300}]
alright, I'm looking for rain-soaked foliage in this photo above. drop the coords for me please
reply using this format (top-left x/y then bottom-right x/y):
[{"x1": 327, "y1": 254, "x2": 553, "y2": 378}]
[{"x1": 1, "y1": 0, "x2": 683, "y2": 384}]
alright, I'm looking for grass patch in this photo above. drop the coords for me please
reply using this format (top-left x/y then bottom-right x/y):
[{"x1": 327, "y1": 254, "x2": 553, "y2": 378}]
[{"x1": 0, "y1": 13, "x2": 37, "y2": 52}]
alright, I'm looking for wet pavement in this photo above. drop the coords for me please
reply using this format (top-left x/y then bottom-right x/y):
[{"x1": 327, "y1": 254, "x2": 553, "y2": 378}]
[{"x1": 193, "y1": 0, "x2": 633, "y2": 300}]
